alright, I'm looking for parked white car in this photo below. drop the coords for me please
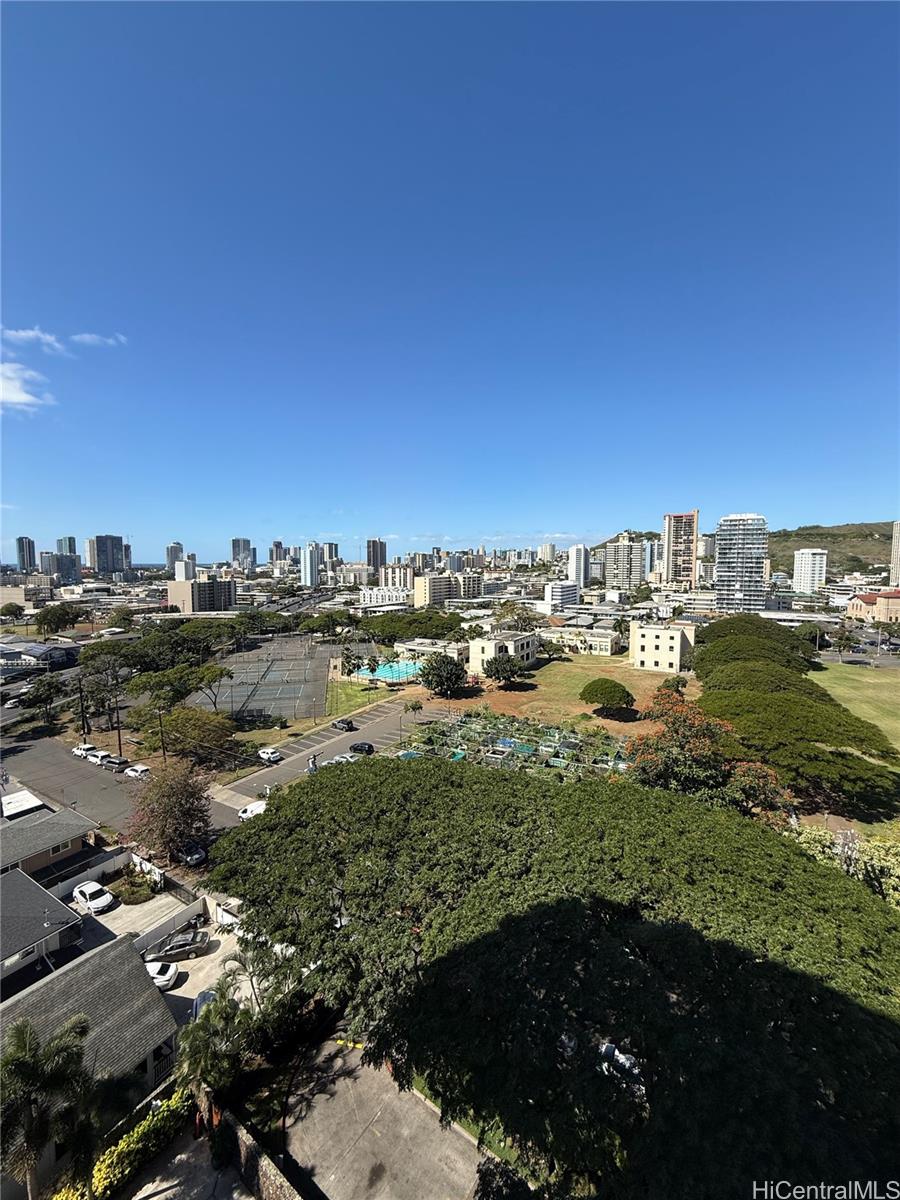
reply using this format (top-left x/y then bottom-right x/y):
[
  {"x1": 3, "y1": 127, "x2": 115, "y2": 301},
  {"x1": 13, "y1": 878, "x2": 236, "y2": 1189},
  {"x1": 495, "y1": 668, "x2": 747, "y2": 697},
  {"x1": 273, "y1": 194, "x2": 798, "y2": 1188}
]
[
  {"x1": 3, "y1": 697, "x2": 21, "y2": 709},
  {"x1": 330, "y1": 753, "x2": 359, "y2": 765},
  {"x1": 86, "y1": 750, "x2": 112, "y2": 766},
  {"x1": 238, "y1": 800, "x2": 267, "y2": 822},
  {"x1": 124, "y1": 764, "x2": 151, "y2": 780},
  {"x1": 258, "y1": 747, "x2": 283, "y2": 764},
  {"x1": 145, "y1": 960, "x2": 179, "y2": 991},
  {"x1": 71, "y1": 744, "x2": 98, "y2": 758},
  {"x1": 73, "y1": 880, "x2": 115, "y2": 913}
]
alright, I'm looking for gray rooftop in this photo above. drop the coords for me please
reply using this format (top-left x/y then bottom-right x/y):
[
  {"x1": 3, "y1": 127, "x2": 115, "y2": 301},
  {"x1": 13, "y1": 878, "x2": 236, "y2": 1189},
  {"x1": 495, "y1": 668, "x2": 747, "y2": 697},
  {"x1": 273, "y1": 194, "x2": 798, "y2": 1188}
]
[
  {"x1": 0, "y1": 869, "x2": 81, "y2": 960},
  {"x1": 1, "y1": 807, "x2": 97, "y2": 870},
  {"x1": 1, "y1": 934, "x2": 177, "y2": 1076}
]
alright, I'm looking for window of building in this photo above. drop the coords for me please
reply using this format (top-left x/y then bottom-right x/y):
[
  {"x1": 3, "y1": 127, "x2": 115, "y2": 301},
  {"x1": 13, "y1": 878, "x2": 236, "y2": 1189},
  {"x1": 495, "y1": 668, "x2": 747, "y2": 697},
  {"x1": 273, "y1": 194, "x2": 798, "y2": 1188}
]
[
  {"x1": 654, "y1": 660, "x2": 659, "y2": 667},
  {"x1": 50, "y1": 840, "x2": 71, "y2": 855}
]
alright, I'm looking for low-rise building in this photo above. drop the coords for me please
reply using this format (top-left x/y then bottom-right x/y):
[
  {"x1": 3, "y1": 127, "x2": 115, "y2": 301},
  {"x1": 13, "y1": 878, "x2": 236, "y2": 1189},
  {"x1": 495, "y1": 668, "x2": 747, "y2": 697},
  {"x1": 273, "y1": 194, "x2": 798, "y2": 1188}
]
[
  {"x1": 359, "y1": 586, "x2": 413, "y2": 607},
  {"x1": 629, "y1": 620, "x2": 696, "y2": 673},
  {"x1": 845, "y1": 590, "x2": 900, "y2": 624},
  {"x1": 0, "y1": 870, "x2": 83, "y2": 991},
  {"x1": 394, "y1": 638, "x2": 469, "y2": 663},
  {"x1": 166, "y1": 578, "x2": 237, "y2": 614},
  {"x1": 538, "y1": 626, "x2": 622, "y2": 656},
  {"x1": 1, "y1": 796, "x2": 98, "y2": 881},
  {"x1": 468, "y1": 631, "x2": 539, "y2": 675},
  {"x1": 544, "y1": 581, "x2": 580, "y2": 609}
]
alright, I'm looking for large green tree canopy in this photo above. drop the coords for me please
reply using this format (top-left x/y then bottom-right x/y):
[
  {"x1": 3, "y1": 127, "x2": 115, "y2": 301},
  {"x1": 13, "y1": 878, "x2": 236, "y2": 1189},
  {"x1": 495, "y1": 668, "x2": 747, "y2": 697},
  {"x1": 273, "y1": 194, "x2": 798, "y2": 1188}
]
[{"x1": 208, "y1": 758, "x2": 900, "y2": 1196}]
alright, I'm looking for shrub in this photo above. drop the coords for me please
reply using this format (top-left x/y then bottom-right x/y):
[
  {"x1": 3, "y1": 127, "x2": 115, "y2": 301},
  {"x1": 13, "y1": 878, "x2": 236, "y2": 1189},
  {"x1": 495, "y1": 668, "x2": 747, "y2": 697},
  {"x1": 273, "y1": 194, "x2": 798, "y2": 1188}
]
[
  {"x1": 578, "y1": 678, "x2": 634, "y2": 713},
  {"x1": 693, "y1": 636, "x2": 812, "y2": 680},
  {"x1": 702, "y1": 661, "x2": 835, "y2": 702}
]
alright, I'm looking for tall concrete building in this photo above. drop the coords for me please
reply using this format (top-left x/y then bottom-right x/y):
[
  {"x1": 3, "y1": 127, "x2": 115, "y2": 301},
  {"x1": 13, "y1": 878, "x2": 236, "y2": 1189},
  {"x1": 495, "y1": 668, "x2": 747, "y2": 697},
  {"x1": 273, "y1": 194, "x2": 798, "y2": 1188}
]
[
  {"x1": 662, "y1": 510, "x2": 699, "y2": 587},
  {"x1": 792, "y1": 548, "x2": 828, "y2": 595},
  {"x1": 39, "y1": 552, "x2": 81, "y2": 583},
  {"x1": 322, "y1": 542, "x2": 339, "y2": 563},
  {"x1": 167, "y1": 578, "x2": 236, "y2": 613},
  {"x1": 367, "y1": 539, "x2": 387, "y2": 573},
  {"x1": 891, "y1": 520, "x2": 900, "y2": 588},
  {"x1": 380, "y1": 564, "x2": 415, "y2": 589},
  {"x1": 56, "y1": 536, "x2": 77, "y2": 556},
  {"x1": 568, "y1": 544, "x2": 590, "y2": 587},
  {"x1": 165, "y1": 542, "x2": 184, "y2": 573},
  {"x1": 605, "y1": 534, "x2": 645, "y2": 591},
  {"x1": 16, "y1": 537, "x2": 36, "y2": 573},
  {"x1": 714, "y1": 514, "x2": 768, "y2": 612},
  {"x1": 545, "y1": 580, "x2": 579, "y2": 608},
  {"x1": 86, "y1": 534, "x2": 125, "y2": 575},
  {"x1": 300, "y1": 542, "x2": 319, "y2": 587},
  {"x1": 174, "y1": 558, "x2": 196, "y2": 582},
  {"x1": 269, "y1": 540, "x2": 284, "y2": 563},
  {"x1": 231, "y1": 538, "x2": 252, "y2": 570},
  {"x1": 538, "y1": 543, "x2": 556, "y2": 564}
]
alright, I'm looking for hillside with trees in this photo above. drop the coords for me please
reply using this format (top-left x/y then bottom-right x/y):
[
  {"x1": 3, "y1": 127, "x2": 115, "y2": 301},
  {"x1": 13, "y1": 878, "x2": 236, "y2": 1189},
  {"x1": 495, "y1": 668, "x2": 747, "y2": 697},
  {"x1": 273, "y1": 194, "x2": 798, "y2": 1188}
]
[
  {"x1": 767, "y1": 520, "x2": 894, "y2": 575},
  {"x1": 208, "y1": 758, "x2": 900, "y2": 1197}
]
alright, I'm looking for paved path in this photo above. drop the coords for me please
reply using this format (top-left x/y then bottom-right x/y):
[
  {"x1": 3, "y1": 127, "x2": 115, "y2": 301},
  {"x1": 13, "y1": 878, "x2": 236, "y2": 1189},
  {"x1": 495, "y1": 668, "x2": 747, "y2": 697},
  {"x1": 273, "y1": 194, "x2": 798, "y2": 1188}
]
[{"x1": 213, "y1": 700, "x2": 445, "y2": 808}]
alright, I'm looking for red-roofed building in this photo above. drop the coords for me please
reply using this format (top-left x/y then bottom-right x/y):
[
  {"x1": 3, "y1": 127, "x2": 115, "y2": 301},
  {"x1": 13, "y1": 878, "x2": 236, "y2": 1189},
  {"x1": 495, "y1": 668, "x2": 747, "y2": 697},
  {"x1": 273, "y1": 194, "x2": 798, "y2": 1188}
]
[{"x1": 846, "y1": 590, "x2": 900, "y2": 623}]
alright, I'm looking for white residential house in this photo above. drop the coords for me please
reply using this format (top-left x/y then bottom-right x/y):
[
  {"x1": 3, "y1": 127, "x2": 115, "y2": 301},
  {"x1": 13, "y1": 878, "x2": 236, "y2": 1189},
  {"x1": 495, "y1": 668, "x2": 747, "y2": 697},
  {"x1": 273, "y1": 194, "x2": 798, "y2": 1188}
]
[
  {"x1": 629, "y1": 620, "x2": 696, "y2": 673},
  {"x1": 468, "y1": 631, "x2": 539, "y2": 676}
]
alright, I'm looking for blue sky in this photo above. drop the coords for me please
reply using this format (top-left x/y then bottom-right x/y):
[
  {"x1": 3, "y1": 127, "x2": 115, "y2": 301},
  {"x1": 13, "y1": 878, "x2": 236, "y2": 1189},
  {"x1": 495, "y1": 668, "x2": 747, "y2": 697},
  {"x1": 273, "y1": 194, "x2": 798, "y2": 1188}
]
[{"x1": 2, "y1": 2, "x2": 897, "y2": 563}]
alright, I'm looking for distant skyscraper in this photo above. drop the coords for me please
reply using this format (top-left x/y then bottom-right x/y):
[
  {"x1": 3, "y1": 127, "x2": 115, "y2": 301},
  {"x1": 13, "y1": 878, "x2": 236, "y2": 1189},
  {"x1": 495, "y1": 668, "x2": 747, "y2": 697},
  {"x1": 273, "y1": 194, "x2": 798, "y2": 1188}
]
[
  {"x1": 166, "y1": 542, "x2": 184, "y2": 572},
  {"x1": 891, "y1": 520, "x2": 900, "y2": 587},
  {"x1": 568, "y1": 544, "x2": 590, "y2": 587},
  {"x1": 300, "y1": 542, "x2": 320, "y2": 587},
  {"x1": 175, "y1": 558, "x2": 196, "y2": 581},
  {"x1": 792, "y1": 549, "x2": 828, "y2": 595},
  {"x1": 269, "y1": 540, "x2": 284, "y2": 563},
  {"x1": 123, "y1": 543, "x2": 132, "y2": 570},
  {"x1": 538, "y1": 543, "x2": 556, "y2": 564},
  {"x1": 41, "y1": 552, "x2": 81, "y2": 583},
  {"x1": 231, "y1": 538, "x2": 252, "y2": 570},
  {"x1": 56, "y1": 536, "x2": 77, "y2": 556},
  {"x1": 322, "y1": 542, "x2": 339, "y2": 562},
  {"x1": 16, "y1": 536, "x2": 36, "y2": 573},
  {"x1": 644, "y1": 539, "x2": 663, "y2": 578},
  {"x1": 88, "y1": 534, "x2": 125, "y2": 575},
  {"x1": 662, "y1": 510, "x2": 699, "y2": 586},
  {"x1": 367, "y1": 539, "x2": 387, "y2": 573},
  {"x1": 605, "y1": 534, "x2": 645, "y2": 591},
  {"x1": 715, "y1": 514, "x2": 768, "y2": 612}
]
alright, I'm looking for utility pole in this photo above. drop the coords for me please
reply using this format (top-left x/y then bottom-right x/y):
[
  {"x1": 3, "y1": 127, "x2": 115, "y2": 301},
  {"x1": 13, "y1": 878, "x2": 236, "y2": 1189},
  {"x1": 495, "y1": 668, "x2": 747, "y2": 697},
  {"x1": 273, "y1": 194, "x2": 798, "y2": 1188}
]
[
  {"x1": 114, "y1": 691, "x2": 123, "y2": 757},
  {"x1": 77, "y1": 676, "x2": 89, "y2": 737}
]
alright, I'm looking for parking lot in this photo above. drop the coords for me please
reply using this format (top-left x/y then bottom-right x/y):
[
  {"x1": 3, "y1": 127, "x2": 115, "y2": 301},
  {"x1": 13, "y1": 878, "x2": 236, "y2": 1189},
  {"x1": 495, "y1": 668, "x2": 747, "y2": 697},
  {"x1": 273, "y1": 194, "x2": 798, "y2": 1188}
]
[
  {"x1": 195, "y1": 637, "x2": 376, "y2": 721},
  {"x1": 161, "y1": 927, "x2": 240, "y2": 1025},
  {"x1": 78, "y1": 889, "x2": 185, "y2": 950}
]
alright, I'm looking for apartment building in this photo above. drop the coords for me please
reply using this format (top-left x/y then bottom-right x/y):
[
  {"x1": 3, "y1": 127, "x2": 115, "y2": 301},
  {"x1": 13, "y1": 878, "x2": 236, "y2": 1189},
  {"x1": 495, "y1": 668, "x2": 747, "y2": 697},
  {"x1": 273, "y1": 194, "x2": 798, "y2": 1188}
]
[
  {"x1": 605, "y1": 534, "x2": 645, "y2": 590},
  {"x1": 629, "y1": 620, "x2": 696, "y2": 672},
  {"x1": 16, "y1": 537, "x2": 36, "y2": 573},
  {"x1": 662, "y1": 511, "x2": 699, "y2": 587},
  {"x1": 890, "y1": 521, "x2": 900, "y2": 588},
  {"x1": 714, "y1": 514, "x2": 768, "y2": 613},
  {"x1": 468, "y1": 631, "x2": 539, "y2": 675},
  {"x1": 538, "y1": 543, "x2": 556, "y2": 563},
  {"x1": 567, "y1": 544, "x2": 590, "y2": 588},
  {"x1": 544, "y1": 580, "x2": 580, "y2": 609},
  {"x1": 379, "y1": 564, "x2": 415, "y2": 589},
  {"x1": 359, "y1": 586, "x2": 412, "y2": 607},
  {"x1": 166, "y1": 578, "x2": 237, "y2": 614},
  {"x1": 413, "y1": 572, "x2": 483, "y2": 607},
  {"x1": 792, "y1": 548, "x2": 828, "y2": 595}
]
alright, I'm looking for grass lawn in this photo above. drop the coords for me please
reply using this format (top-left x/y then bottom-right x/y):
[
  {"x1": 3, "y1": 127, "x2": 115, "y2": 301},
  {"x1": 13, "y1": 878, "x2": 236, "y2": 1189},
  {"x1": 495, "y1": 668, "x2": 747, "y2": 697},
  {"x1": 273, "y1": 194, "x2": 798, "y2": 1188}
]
[
  {"x1": 458, "y1": 654, "x2": 700, "y2": 736},
  {"x1": 815, "y1": 663, "x2": 900, "y2": 754}
]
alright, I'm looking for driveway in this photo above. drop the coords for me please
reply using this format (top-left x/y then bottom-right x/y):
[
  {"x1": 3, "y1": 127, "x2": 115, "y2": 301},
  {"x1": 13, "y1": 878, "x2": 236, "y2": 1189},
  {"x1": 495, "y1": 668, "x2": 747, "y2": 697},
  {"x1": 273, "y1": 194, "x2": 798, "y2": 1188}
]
[
  {"x1": 119, "y1": 1129, "x2": 251, "y2": 1200},
  {"x1": 162, "y1": 928, "x2": 240, "y2": 1025},
  {"x1": 285, "y1": 1043, "x2": 481, "y2": 1200},
  {"x1": 78, "y1": 891, "x2": 186, "y2": 951}
]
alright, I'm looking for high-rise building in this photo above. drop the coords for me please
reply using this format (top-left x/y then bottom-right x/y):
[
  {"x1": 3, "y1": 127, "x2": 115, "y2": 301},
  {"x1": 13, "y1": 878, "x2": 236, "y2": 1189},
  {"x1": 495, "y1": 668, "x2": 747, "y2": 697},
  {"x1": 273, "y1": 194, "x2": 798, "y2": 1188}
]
[
  {"x1": 56, "y1": 537, "x2": 77, "y2": 556},
  {"x1": 891, "y1": 520, "x2": 900, "y2": 588},
  {"x1": 123, "y1": 543, "x2": 132, "y2": 570},
  {"x1": 568, "y1": 544, "x2": 590, "y2": 587},
  {"x1": 367, "y1": 539, "x2": 387, "y2": 573},
  {"x1": 605, "y1": 534, "x2": 645, "y2": 591},
  {"x1": 269, "y1": 540, "x2": 285, "y2": 563},
  {"x1": 792, "y1": 549, "x2": 828, "y2": 595},
  {"x1": 644, "y1": 539, "x2": 663, "y2": 579},
  {"x1": 16, "y1": 537, "x2": 36, "y2": 573},
  {"x1": 662, "y1": 511, "x2": 699, "y2": 587},
  {"x1": 714, "y1": 514, "x2": 768, "y2": 612},
  {"x1": 166, "y1": 542, "x2": 184, "y2": 573},
  {"x1": 231, "y1": 538, "x2": 252, "y2": 570},
  {"x1": 538, "y1": 543, "x2": 556, "y2": 564},
  {"x1": 322, "y1": 542, "x2": 339, "y2": 562},
  {"x1": 545, "y1": 581, "x2": 579, "y2": 608},
  {"x1": 167, "y1": 578, "x2": 236, "y2": 613},
  {"x1": 300, "y1": 542, "x2": 319, "y2": 587},
  {"x1": 87, "y1": 534, "x2": 125, "y2": 575},
  {"x1": 380, "y1": 564, "x2": 415, "y2": 589},
  {"x1": 174, "y1": 558, "x2": 196, "y2": 582}
]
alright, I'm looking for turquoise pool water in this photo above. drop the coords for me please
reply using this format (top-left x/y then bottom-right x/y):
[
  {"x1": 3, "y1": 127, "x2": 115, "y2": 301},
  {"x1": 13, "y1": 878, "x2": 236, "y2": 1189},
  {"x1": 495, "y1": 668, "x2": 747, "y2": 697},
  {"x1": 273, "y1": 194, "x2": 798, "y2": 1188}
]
[{"x1": 354, "y1": 660, "x2": 422, "y2": 682}]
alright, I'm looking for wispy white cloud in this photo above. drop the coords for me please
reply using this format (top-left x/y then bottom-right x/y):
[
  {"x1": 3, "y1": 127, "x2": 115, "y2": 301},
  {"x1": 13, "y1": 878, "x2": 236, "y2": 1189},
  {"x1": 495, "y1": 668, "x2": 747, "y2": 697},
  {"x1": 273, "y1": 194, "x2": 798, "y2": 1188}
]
[
  {"x1": 0, "y1": 362, "x2": 56, "y2": 414},
  {"x1": 2, "y1": 326, "x2": 69, "y2": 356},
  {"x1": 70, "y1": 332, "x2": 128, "y2": 347}
]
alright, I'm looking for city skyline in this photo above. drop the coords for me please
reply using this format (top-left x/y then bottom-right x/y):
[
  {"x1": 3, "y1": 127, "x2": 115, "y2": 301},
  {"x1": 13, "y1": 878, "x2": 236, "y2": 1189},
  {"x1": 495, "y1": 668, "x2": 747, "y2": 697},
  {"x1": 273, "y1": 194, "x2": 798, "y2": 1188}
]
[{"x1": 2, "y1": 3, "x2": 897, "y2": 561}]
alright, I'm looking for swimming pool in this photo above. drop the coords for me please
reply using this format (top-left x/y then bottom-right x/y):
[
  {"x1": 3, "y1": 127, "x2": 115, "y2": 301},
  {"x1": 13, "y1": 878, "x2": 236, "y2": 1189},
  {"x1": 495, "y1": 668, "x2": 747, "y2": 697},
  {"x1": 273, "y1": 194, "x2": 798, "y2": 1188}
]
[{"x1": 353, "y1": 660, "x2": 423, "y2": 683}]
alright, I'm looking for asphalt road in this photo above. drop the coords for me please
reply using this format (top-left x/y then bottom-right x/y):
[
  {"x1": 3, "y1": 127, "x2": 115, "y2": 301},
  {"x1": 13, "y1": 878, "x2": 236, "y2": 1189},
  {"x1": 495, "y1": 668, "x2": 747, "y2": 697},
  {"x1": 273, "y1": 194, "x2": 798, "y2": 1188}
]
[
  {"x1": 216, "y1": 698, "x2": 445, "y2": 805},
  {"x1": 0, "y1": 730, "x2": 240, "y2": 831}
]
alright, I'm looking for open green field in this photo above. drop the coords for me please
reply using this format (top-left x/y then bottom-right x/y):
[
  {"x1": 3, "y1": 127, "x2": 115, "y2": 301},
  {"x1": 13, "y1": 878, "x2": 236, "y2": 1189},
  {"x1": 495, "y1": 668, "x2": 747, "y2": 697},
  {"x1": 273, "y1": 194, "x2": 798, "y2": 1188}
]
[{"x1": 815, "y1": 663, "x2": 900, "y2": 754}]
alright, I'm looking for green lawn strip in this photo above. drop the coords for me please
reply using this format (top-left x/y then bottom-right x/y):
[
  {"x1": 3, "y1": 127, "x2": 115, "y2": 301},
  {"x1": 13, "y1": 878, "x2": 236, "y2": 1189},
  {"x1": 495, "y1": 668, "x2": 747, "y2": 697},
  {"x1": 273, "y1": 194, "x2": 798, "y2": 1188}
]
[
  {"x1": 814, "y1": 663, "x2": 900, "y2": 754},
  {"x1": 412, "y1": 1073, "x2": 522, "y2": 1169}
]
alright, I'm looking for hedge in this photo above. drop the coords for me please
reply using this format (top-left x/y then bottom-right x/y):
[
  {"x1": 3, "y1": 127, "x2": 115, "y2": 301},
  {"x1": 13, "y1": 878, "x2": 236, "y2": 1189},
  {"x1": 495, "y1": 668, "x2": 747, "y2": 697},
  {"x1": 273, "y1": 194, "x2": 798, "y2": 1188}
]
[{"x1": 51, "y1": 1089, "x2": 192, "y2": 1200}]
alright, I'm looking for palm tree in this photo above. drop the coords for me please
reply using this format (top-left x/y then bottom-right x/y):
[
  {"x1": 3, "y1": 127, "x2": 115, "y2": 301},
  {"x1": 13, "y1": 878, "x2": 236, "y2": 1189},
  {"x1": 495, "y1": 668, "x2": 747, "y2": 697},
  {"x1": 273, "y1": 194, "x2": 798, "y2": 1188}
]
[
  {"x1": 1, "y1": 1015, "x2": 90, "y2": 1200},
  {"x1": 404, "y1": 699, "x2": 423, "y2": 723},
  {"x1": 175, "y1": 976, "x2": 251, "y2": 1100},
  {"x1": 612, "y1": 617, "x2": 630, "y2": 639},
  {"x1": 367, "y1": 654, "x2": 380, "y2": 688}
]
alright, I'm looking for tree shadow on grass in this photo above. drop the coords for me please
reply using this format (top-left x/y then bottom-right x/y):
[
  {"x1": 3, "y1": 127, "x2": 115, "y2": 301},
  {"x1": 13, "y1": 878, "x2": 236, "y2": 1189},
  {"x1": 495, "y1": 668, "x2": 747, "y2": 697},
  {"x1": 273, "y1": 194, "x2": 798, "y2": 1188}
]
[{"x1": 365, "y1": 898, "x2": 900, "y2": 1199}]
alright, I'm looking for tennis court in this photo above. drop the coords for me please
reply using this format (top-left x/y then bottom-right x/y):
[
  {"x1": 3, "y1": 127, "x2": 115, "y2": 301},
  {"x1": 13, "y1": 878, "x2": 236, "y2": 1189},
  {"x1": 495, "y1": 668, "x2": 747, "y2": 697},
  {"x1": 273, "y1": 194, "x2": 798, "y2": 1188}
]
[{"x1": 193, "y1": 636, "x2": 376, "y2": 721}]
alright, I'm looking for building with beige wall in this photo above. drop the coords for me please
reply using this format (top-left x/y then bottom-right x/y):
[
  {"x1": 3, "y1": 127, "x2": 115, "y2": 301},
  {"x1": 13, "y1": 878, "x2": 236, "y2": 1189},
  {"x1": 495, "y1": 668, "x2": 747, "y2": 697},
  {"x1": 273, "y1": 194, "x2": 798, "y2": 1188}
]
[
  {"x1": 538, "y1": 626, "x2": 621, "y2": 656},
  {"x1": 846, "y1": 590, "x2": 900, "y2": 624},
  {"x1": 413, "y1": 572, "x2": 483, "y2": 607},
  {"x1": 394, "y1": 638, "x2": 469, "y2": 663},
  {"x1": 166, "y1": 578, "x2": 237, "y2": 614},
  {"x1": 379, "y1": 564, "x2": 415, "y2": 589},
  {"x1": 662, "y1": 510, "x2": 699, "y2": 587},
  {"x1": 629, "y1": 620, "x2": 696, "y2": 672},
  {"x1": 468, "y1": 631, "x2": 539, "y2": 676}
]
